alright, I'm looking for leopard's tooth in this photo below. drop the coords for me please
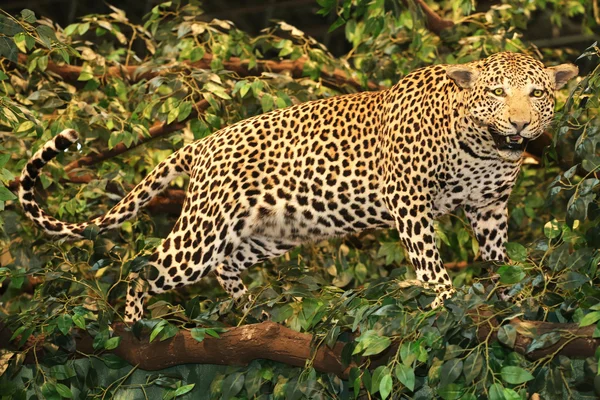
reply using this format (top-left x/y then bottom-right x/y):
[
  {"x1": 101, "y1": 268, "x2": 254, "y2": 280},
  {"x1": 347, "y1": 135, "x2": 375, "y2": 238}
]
[
  {"x1": 506, "y1": 136, "x2": 511, "y2": 143},
  {"x1": 517, "y1": 137, "x2": 524, "y2": 144}
]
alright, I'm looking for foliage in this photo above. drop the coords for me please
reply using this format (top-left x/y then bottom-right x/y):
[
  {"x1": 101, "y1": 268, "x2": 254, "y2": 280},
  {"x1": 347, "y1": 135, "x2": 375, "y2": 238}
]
[{"x1": 0, "y1": 0, "x2": 599, "y2": 399}]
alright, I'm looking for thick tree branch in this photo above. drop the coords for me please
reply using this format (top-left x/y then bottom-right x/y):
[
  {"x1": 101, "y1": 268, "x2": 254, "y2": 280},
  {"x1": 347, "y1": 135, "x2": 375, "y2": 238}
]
[
  {"x1": 0, "y1": 321, "x2": 350, "y2": 378},
  {"x1": 1, "y1": 311, "x2": 598, "y2": 377},
  {"x1": 471, "y1": 308, "x2": 599, "y2": 360}
]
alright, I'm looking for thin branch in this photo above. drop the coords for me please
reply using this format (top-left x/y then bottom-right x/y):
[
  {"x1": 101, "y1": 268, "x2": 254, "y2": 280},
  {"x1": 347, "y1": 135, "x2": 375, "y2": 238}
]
[
  {"x1": 17, "y1": 53, "x2": 382, "y2": 92},
  {"x1": 406, "y1": 0, "x2": 455, "y2": 35},
  {"x1": 63, "y1": 99, "x2": 209, "y2": 173}
]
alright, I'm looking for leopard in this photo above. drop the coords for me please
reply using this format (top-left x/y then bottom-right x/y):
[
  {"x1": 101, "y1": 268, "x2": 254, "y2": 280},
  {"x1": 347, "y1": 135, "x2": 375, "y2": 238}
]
[{"x1": 19, "y1": 52, "x2": 578, "y2": 323}]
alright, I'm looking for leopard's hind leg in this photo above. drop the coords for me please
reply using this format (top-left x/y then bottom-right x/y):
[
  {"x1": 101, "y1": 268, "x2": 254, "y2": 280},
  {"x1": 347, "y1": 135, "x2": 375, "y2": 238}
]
[
  {"x1": 216, "y1": 236, "x2": 297, "y2": 309},
  {"x1": 123, "y1": 213, "x2": 246, "y2": 323}
]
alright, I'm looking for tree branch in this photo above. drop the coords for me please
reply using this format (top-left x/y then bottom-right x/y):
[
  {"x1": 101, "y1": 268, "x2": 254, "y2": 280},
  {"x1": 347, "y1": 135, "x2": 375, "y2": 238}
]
[
  {"x1": 63, "y1": 99, "x2": 209, "y2": 173},
  {"x1": 17, "y1": 53, "x2": 381, "y2": 92},
  {"x1": 0, "y1": 310, "x2": 597, "y2": 378},
  {"x1": 405, "y1": 0, "x2": 455, "y2": 35},
  {"x1": 471, "y1": 308, "x2": 599, "y2": 360}
]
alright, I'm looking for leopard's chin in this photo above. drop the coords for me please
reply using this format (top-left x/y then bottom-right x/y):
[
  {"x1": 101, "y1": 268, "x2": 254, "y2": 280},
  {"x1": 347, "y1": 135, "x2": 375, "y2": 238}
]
[{"x1": 496, "y1": 148, "x2": 524, "y2": 162}]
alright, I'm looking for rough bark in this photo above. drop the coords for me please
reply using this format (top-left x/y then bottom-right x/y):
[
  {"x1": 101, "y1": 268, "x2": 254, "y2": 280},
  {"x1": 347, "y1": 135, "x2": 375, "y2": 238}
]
[
  {"x1": 0, "y1": 321, "x2": 350, "y2": 378},
  {"x1": 471, "y1": 308, "x2": 600, "y2": 360},
  {"x1": 0, "y1": 313, "x2": 598, "y2": 378}
]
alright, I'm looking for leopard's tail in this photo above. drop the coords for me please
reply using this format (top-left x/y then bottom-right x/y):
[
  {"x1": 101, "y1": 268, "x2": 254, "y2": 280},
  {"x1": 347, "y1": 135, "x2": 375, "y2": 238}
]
[{"x1": 19, "y1": 129, "x2": 190, "y2": 239}]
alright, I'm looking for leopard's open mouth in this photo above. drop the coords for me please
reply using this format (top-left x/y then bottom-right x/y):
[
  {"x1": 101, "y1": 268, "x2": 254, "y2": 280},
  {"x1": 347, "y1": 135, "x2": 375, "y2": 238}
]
[{"x1": 489, "y1": 128, "x2": 530, "y2": 151}]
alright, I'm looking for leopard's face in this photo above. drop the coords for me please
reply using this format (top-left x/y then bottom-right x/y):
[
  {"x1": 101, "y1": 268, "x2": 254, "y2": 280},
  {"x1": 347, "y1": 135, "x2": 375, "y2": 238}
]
[{"x1": 447, "y1": 53, "x2": 578, "y2": 161}]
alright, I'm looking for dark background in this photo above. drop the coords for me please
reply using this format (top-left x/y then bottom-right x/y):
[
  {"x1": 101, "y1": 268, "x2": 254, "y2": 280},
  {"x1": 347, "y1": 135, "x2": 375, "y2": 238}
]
[{"x1": 1, "y1": 0, "x2": 599, "y2": 60}]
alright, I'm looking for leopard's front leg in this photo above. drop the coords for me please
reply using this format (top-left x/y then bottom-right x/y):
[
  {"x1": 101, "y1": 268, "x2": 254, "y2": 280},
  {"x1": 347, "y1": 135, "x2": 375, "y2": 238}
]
[
  {"x1": 389, "y1": 196, "x2": 454, "y2": 308},
  {"x1": 464, "y1": 202, "x2": 509, "y2": 263},
  {"x1": 464, "y1": 201, "x2": 511, "y2": 300}
]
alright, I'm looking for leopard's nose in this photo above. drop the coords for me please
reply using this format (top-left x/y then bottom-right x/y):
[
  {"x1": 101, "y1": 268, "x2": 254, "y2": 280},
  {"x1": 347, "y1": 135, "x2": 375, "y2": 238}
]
[{"x1": 509, "y1": 118, "x2": 530, "y2": 133}]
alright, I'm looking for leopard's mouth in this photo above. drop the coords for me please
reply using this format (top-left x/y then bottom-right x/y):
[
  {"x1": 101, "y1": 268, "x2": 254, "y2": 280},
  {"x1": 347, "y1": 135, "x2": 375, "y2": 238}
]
[{"x1": 489, "y1": 128, "x2": 529, "y2": 151}]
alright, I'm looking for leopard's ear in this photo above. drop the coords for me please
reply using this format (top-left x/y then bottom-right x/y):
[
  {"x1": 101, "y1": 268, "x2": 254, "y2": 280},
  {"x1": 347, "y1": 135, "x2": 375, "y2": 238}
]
[
  {"x1": 446, "y1": 65, "x2": 479, "y2": 89},
  {"x1": 546, "y1": 64, "x2": 578, "y2": 90}
]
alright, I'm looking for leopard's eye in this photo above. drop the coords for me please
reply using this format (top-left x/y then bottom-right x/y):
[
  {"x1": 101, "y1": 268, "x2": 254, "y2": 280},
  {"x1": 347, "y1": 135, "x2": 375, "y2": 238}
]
[
  {"x1": 531, "y1": 89, "x2": 544, "y2": 98},
  {"x1": 491, "y1": 88, "x2": 505, "y2": 97}
]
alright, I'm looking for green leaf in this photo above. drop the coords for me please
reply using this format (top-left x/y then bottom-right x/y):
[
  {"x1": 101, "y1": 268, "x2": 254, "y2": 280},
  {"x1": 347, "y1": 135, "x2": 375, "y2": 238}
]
[
  {"x1": 173, "y1": 384, "x2": 195, "y2": 397},
  {"x1": 580, "y1": 311, "x2": 600, "y2": 327},
  {"x1": 438, "y1": 383, "x2": 465, "y2": 400},
  {"x1": 244, "y1": 365, "x2": 262, "y2": 398},
  {"x1": 167, "y1": 107, "x2": 179, "y2": 124},
  {"x1": 13, "y1": 32, "x2": 28, "y2": 52},
  {"x1": 16, "y1": 121, "x2": 35, "y2": 132},
  {"x1": 104, "y1": 336, "x2": 121, "y2": 350},
  {"x1": 0, "y1": 15, "x2": 22, "y2": 35},
  {"x1": 177, "y1": 102, "x2": 193, "y2": 122},
  {"x1": 78, "y1": 65, "x2": 94, "y2": 81},
  {"x1": 503, "y1": 388, "x2": 522, "y2": 400},
  {"x1": 20, "y1": 9, "x2": 36, "y2": 23},
  {"x1": 505, "y1": 242, "x2": 527, "y2": 262},
  {"x1": 328, "y1": 16, "x2": 346, "y2": 33},
  {"x1": 0, "y1": 37, "x2": 18, "y2": 63},
  {"x1": 78, "y1": 22, "x2": 91, "y2": 36},
  {"x1": 36, "y1": 25, "x2": 57, "y2": 49},
  {"x1": 49, "y1": 365, "x2": 77, "y2": 380},
  {"x1": 221, "y1": 372, "x2": 244, "y2": 400},
  {"x1": 498, "y1": 325, "x2": 517, "y2": 348},
  {"x1": 353, "y1": 330, "x2": 391, "y2": 356},
  {"x1": 63, "y1": 24, "x2": 79, "y2": 36},
  {"x1": 56, "y1": 314, "x2": 73, "y2": 335},
  {"x1": 543, "y1": 220, "x2": 561, "y2": 239},
  {"x1": 500, "y1": 366, "x2": 534, "y2": 384},
  {"x1": 488, "y1": 383, "x2": 505, "y2": 400},
  {"x1": 204, "y1": 82, "x2": 231, "y2": 100},
  {"x1": 325, "y1": 325, "x2": 340, "y2": 348},
  {"x1": 190, "y1": 327, "x2": 206, "y2": 342},
  {"x1": 0, "y1": 154, "x2": 9, "y2": 168},
  {"x1": 55, "y1": 383, "x2": 73, "y2": 398},
  {"x1": 160, "y1": 323, "x2": 178, "y2": 341},
  {"x1": 497, "y1": 265, "x2": 526, "y2": 284},
  {"x1": 354, "y1": 263, "x2": 367, "y2": 283},
  {"x1": 370, "y1": 365, "x2": 387, "y2": 395},
  {"x1": 439, "y1": 359, "x2": 463, "y2": 388},
  {"x1": 527, "y1": 331, "x2": 561, "y2": 353},
  {"x1": 271, "y1": 304, "x2": 294, "y2": 323},
  {"x1": 261, "y1": 94, "x2": 274, "y2": 112},
  {"x1": 149, "y1": 320, "x2": 167, "y2": 342},
  {"x1": 463, "y1": 351, "x2": 483, "y2": 383},
  {"x1": 72, "y1": 314, "x2": 85, "y2": 329},
  {"x1": 395, "y1": 363, "x2": 415, "y2": 391},
  {"x1": 41, "y1": 382, "x2": 60, "y2": 400},
  {"x1": 0, "y1": 186, "x2": 17, "y2": 202},
  {"x1": 101, "y1": 354, "x2": 127, "y2": 369},
  {"x1": 379, "y1": 373, "x2": 393, "y2": 400},
  {"x1": 560, "y1": 271, "x2": 589, "y2": 290}
]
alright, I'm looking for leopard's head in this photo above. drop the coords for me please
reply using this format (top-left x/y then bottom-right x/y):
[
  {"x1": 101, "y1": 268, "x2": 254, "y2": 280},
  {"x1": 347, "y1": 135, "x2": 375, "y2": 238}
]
[{"x1": 447, "y1": 52, "x2": 578, "y2": 161}]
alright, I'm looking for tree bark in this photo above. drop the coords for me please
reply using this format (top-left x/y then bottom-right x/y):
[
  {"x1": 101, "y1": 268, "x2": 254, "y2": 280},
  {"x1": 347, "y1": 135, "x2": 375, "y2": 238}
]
[
  {"x1": 471, "y1": 308, "x2": 599, "y2": 360},
  {"x1": 0, "y1": 312, "x2": 598, "y2": 378}
]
